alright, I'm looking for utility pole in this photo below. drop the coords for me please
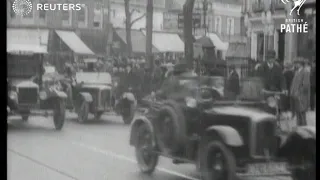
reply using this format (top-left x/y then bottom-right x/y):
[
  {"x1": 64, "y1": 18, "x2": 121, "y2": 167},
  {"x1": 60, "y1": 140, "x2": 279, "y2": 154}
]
[
  {"x1": 106, "y1": 0, "x2": 111, "y2": 57},
  {"x1": 183, "y1": 0, "x2": 195, "y2": 69},
  {"x1": 146, "y1": 0, "x2": 153, "y2": 71}
]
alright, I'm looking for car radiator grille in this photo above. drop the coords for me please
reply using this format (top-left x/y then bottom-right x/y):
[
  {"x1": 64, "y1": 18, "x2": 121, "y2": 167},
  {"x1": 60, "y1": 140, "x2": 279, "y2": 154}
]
[
  {"x1": 18, "y1": 87, "x2": 38, "y2": 104},
  {"x1": 255, "y1": 120, "x2": 277, "y2": 156}
]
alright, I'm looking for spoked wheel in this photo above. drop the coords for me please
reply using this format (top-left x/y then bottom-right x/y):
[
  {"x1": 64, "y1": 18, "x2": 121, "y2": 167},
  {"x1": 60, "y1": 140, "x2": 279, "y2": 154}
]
[
  {"x1": 199, "y1": 141, "x2": 236, "y2": 180},
  {"x1": 135, "y1": 124, "x2": 159, "y2": 174},
  {"x1": 53, "y1": 99, "x2": 66, "y2": 130},
  {"x1": 77, "y1": 101, "x2": 89, "y2": 123}
]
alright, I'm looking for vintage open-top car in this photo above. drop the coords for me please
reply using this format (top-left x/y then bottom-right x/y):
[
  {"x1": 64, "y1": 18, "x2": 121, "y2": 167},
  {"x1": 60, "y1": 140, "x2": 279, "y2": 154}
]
[
  {"x1": 7, "y1": 53, "x2": 67, "y2": 130},
  {"x1": 67, "y1": 72, "x2": 135, "y2": 124},
  {"x1": 129, "y1": 73, "x2": 315, "y2": 180}
]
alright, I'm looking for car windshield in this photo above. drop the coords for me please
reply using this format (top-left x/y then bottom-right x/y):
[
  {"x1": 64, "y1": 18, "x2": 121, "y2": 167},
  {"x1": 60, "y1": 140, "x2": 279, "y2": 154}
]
[{"x1": 7, "y1": 54, "x2": 40, "y2": 78}]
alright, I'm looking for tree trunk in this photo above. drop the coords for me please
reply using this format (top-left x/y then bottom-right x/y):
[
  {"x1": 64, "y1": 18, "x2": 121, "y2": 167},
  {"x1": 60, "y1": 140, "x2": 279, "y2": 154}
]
[
  {"x1": 124, "y1": 0, "x2": 132, "y2": 56},
  {"x1": 183, "y1": 0, "x2": 195, "y2": 69},
  {"x1": 146, "y1": 0, "x2": 153, "y2": 71}
]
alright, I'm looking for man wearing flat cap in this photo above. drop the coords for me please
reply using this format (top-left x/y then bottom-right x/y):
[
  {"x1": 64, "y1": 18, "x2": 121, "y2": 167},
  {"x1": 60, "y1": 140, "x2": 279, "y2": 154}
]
[
  {"x1": 260, "y1": 50, "x2": 286, "y2": 93},
  {"x1": 290, "y1": 57, "x2": 310, "y2": 126}
]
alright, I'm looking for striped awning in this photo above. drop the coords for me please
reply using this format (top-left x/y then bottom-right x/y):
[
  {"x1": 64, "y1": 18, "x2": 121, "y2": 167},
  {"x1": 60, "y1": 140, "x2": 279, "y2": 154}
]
[{"x1": 55, "y1": 30, "x2": 94, "y2": 55}]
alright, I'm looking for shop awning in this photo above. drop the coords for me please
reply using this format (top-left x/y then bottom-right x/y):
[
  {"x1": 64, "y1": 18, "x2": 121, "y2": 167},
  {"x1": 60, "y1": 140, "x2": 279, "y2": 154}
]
[
  {"x1": 141, "y1": 30, "x2": 184, "y2": 52},
  {"x1": 114, "y1": 28, "x2": 158, "y2": 53},
  {"x1": 196, "y1": 33, "x2": 229, "y2": 51},
  {"x1": 7, "y1": 28, "x2": 49, "y2": 54},
  {"x1": 55, "y1": 30, "x2": 94, "y2": 55}
]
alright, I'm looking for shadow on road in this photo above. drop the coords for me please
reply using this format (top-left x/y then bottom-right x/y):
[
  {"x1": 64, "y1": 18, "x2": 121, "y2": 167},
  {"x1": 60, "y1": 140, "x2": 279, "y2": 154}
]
[{"x1": 7, "y1": 120, "x2": 58, "y2": 133}]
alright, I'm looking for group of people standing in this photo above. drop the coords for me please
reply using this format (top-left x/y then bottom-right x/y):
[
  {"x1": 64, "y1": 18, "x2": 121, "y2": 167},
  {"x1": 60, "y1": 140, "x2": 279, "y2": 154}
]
[{"x1": 255, "y1": 50, "x2": 316, "y2": 126}]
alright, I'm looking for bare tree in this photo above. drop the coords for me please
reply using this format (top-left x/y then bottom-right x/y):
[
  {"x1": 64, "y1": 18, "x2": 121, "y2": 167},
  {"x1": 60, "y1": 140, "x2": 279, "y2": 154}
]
[
  {"x1": 183, "y1": 0, "x2": 195, "y2": 69},
  {"x1": 124, "y1": 0, "x2": 146, "y2": 56},
  {"x1": 146, "y1": 0, "x2": 153, "y2": 70}
]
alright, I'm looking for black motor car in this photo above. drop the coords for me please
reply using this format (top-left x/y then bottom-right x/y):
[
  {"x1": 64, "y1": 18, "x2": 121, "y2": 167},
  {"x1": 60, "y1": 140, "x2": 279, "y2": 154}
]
[
  {"x1": 129, "y1": 74, "x2": 315, "y2": 180},
  {"x1": 7, "y1": 53, "x2": 67, "y2": 130},
  {"x1": 65, "y1": 72, "x2": 135, "y2": 124}
]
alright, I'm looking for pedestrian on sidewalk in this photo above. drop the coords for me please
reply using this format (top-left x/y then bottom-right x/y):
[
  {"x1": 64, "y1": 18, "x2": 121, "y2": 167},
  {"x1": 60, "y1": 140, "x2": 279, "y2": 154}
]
[
  {"x1": 310, "y1": 59, "x2": 316, "y2": 110},
  {"x1": 290, "y1": 57, "x2": 310, "y2": 126}
]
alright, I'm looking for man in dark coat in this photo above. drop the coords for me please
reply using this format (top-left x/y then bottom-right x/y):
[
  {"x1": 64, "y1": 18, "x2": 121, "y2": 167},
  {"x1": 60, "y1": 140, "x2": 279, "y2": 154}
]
[
  {"x1": 310, "y1": 60, "x2": 316, "y2": 110},
  {"x1": 283, "y1": 61, "x2": 295, "y2": 111},
  {"x1": 227, "y1": 65, "x2": 240, "y2": 98},
  {"x1": 290, "y1": 58, "x2": 310, "y2": 126},
  {"x1": 260, "y1": 50, "x2": 286, "y2": 92}
]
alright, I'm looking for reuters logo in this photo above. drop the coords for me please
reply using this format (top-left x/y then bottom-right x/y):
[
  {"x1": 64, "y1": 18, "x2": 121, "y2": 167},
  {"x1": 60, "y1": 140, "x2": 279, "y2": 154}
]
[{"x1": 12, "y1": 0, "x2": 33, "y2": 16}]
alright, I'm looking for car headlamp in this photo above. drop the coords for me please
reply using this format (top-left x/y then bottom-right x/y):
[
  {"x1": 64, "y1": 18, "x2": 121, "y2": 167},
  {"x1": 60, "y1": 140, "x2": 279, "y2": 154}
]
[
  {"x1": 185, "y1": 97, "x2": 197, "y2": 108},
  {"x1": 39, "y1": 91, "x2": 48, "y2": 100},
  {"x1": 267, "y1": 96, "x2": 277, "y2": 108},
  {"x1": 9, "y1": 91, "x2": 18, "y2": 101}
]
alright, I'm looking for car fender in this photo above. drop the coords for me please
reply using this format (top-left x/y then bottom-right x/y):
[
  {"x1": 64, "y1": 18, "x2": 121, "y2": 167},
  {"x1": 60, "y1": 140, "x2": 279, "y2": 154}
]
[
  {"x1": 122, "y1": 92, "x2": 136, "y2": 102},
  {"x1": 52, "y1": 89, "x2": 68, "y2": 99},
  {"x1": 205, "y1": 125, "x2": 244, "y2": 147},
  {"x1": 79, "y1": 92, "x2": 93, "y2": 102},
  {"x1": 129, "y1": 116, "x2": 155, "y2": 147},
  {"x1": 278, "y1": 126, "x2": 316, "y2": 159}
]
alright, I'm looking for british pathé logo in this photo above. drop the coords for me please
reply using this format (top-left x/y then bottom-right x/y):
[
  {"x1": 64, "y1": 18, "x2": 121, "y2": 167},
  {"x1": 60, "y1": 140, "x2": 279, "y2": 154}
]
[
  {"x1": 12, "y1": 0, "x2": 33, "y2": 16},
  {"x1": 280, "y1": 0, "x2": 308, "y2": 33},
  {"x1": 12, "y1": 0, "x2": 85, "y2": 17},
  {"x1": 281, "y1": 0, "x2": 306, "y2": 16}
]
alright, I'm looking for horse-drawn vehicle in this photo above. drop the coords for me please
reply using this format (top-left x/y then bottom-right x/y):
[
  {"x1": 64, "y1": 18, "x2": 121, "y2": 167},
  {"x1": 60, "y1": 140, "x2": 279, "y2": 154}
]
[{"x1": 129, "y1": 71, "x2": 315, "y2": 180}]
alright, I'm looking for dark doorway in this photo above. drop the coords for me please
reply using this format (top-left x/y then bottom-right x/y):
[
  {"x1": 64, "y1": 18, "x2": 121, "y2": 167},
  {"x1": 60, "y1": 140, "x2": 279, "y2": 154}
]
[{"x1": 278, "y1": 30, "x2": 285, "y2": 65}]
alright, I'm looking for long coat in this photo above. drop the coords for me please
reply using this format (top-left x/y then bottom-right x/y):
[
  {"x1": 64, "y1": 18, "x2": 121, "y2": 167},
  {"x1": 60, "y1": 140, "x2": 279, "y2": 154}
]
[
  {"x1": 260, "y1": 62, "x2": 286, "y2": 91},
  {"x1": 290, "y1": 68, "x2": 310, "y2": 112},
  {"x1": 227, "y1": 71, "x2": 240, "y2": 96}
]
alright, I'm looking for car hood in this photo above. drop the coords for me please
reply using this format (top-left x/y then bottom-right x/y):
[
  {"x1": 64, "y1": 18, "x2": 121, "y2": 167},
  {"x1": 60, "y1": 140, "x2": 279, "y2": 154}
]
[
  {"x1": 9, "y1": 79, "x2": 38, "y2": 88},
  {"x1": 205, "y1": 106, "x2": 275, "y2": 122}
]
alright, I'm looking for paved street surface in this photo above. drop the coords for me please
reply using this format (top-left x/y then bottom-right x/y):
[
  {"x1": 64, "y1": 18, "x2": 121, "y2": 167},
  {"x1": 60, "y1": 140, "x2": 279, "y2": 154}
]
[{"x1": 8, "y1": 111, "x2": 315, "y2": 180}]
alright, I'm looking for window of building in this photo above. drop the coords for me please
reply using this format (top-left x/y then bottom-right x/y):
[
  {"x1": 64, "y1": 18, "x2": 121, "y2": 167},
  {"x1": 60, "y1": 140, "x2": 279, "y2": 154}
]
[
  {"x1": 62, "y1": 10, "x2": 72, "y2": 26},
  {"x1": 38, "y1": 0, "x2": 47, "y2": 20},
  {"x1": 214, "y1": 16, "x2": 222, "y2": 34},
  {"x1": 112, "y1": 9, "x2": 116, "y2": 18},
  {"x1": 226, "y1": 17, "x2": 235, "y2": 35},
  {"x1": 93, "y1": 2, "x2": 103, "y2": 28},
  {"x1": 77, "y1": 6, "x2": 88, "y2": 28}
]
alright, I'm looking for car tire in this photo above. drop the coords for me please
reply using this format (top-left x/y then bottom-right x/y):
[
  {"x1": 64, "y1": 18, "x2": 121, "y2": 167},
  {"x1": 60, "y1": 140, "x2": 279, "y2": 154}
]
[
  {"x1": 122, "y1": 101, "x2": 135, "y2": 125},
  {"x1": 94, "y1": 112, "x2": 103, "y2": 121},
  {"x1": 21, "y1": 115, "x2": 29, "y2": 122},
  {"x1": 135, "y1": 123, "x2": 159, "y2": 174},
  {"x1": 77, "y1": 101, "x2": 89, "y2": 123},
  {"x1": 198, "y1": 140, "x2": 237, "y2": 180},
  {"x1": 287, "y1": 140, "x2": 316, "y2": 180},
  {"x1": 53, "y1": 99, "x2": 66, "y2": 130},
  {"x1": 155, "y1": 100, "x2": 187, "y2": 154}
]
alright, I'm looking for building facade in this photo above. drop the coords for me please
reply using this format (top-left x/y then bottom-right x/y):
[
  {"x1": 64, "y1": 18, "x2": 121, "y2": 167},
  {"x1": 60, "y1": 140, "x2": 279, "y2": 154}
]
[
  {"x1": 109, "y1": 0, "x2": 166, "y2": 30},
  {"x1": 163, "y1": 0, "x2": 245, "y2": 41},
  {"x1": 7, "y1": 0, "x2": 112, "y2": 57},
  {"x1": 243, "y1": 0, "x2": 316, "y2": 63}
]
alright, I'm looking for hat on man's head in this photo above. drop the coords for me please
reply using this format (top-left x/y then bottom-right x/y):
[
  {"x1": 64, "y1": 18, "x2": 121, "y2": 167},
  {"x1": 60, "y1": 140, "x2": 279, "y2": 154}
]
[
  {"x1": 293, "y1": 57, "x2": 305, "y2": 65},
  {"x1": 284, "y1": 61, "x2": 293, "y2": 69},
  {"x1": 266, "y1": 50, "x2": 276, "y2": 59}
]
